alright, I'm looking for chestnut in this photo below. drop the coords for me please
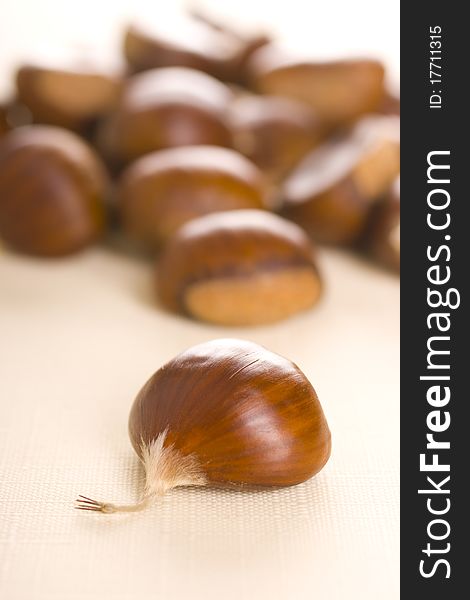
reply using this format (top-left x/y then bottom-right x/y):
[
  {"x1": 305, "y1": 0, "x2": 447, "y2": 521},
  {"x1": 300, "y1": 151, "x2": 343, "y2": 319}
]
[
  {"x1": 248, "y1": 45, "x2": 385, "y2": 127},
  {"x1": 187, "y1": 9, "x2": 272, "y2": 85},
  {"x1": 377, "y1": 90, "x2": 400, "y2": 116},
  {"x1": 0, "y1": 105, "x2": 9, "y2": 137},
  {"x1": 0, "y1": 125, "x2": 108, "y2": 256},
  {"x1": 16, "y1": 60, "x2": 122, "y2": 132},
  {"x1": 0, "y1": 102, "x2": 11, "y2": 132},
  {"x1": 364, "y1": 176, "x2": 400, "y2": 273},
  {"x1": 0, "y1": 100, "x2": 33, "y2": 132},
  {"x1": 230, "y1": 95, "x2": 324, "y2": 182},
  {"x1": 77, "y1": 338, "x2": 331, "y2": 513},
  {"x1": 123, "y1": 14, "x2": 269, "y2": 84},
  {"x1": 156, "y1": 209, "x2": 322, "y2": 326},
  {"x1": 118, "y1": 145, "x2": 269, "y2": 248},
  {"x1": 97, "y1": 67, "x2": 234, "y2": 166},
  {"x1": 228, "y1": 34, "x2": 272, "y2": 86},
  {"x1": 280, "y1": 116, "x2": 400, "y2": 245},
  {"x1": 123, "y1": 17, "x2": 239, "y2": 79}
]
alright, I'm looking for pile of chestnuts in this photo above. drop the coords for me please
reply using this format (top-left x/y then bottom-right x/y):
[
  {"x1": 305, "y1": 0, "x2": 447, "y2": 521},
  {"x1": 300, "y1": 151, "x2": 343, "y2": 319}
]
[
  {"x1": 0, "y1": 9, "x2": 400, "y2": 514},
  {"x1": 0, "y1": 9, "x2": 400, "y2": 327}
]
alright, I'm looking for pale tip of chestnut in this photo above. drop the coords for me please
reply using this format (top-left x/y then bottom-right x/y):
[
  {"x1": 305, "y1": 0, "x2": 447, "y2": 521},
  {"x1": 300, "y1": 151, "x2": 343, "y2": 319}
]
[{"x1": 76, "y1": 430, "x2": 206, "y2": 514}]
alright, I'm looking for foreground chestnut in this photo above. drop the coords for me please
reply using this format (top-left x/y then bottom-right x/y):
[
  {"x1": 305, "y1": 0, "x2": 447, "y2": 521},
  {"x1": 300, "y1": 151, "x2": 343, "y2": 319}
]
[
  {"x1": 118, "y1": 145, "x2": 269, "y2": 248},
  {"x1": 157, "y1": 210, "x2": 322, "y2": 325},
  {"x1": 363, "y1": 176, "x2": 400, "y2": 273},
  {"x1": 0, "y1": 126, "x2": 108, "y2": 256},
  {"x1": 76, "y1": 338, "x2": 331, "y2": 513},
  {"x1": 280, "y1": 116, "x2": 400, "y2": 245},
  {"x1": 230, "y1": 95, "x2": 324, "y2": 182},
  {"x1": 98, "y1": 67, "x2": 233, "y2": 165},
  {"x1": 16, "y1": 61, "x2": 122, "y2": 131},
  {"x1": 249, "y1": 46, "x2": 385, "y2": 127}
]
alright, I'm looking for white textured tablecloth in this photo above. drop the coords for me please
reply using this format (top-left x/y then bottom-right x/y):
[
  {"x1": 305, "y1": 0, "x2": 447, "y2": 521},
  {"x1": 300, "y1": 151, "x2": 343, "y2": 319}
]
[{"x1": 0, "y1": 245, "x2": 399, "y2": 600}]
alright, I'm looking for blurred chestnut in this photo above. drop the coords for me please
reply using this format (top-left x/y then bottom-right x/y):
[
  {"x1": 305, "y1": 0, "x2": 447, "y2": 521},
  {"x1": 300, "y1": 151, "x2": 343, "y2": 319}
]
[
  {"x1": 249, "y1": 45, "x2": 385, "y2": 127},
  {"x1": 363, "y1": 176, "x2": 400, "y2": 272},
  {"x1": 188, "y1": 9, "x2": 271, "y2": 85},
  {"x1": 0, "y1": 105, "x2": 9, "y2": 137},
  {"x1": 1, "y1": 101, "x2": 34, "y2": 130},
  {"x1": 229, "y1": 34, "x2": 272, "y2": 86},
  {"x1": 0, "y1": 125, "x2": 108, "y2": 256},
  {"x1": 230, "y1": 95, "x2": 324, "y2": 182},
  {"x1": 280, "y1": 116, "x2": 400, "y2": 245},
  {"x1": 118, "y1": 145, "x2": 269, "y2": 248},
  {"x1": 123, "y1": 14, "x2": 269, "y2": 84},
  {"x1": 123, "y1": 17, "x2": 239, "y2": 80},
  {"x1": 377, "y1": 90, "x2": 400, "y2": 116},
  {"x1": 157, "y1": 209, "x2": 322, "y2": 326},
  {"x1": 16, "y1": 59, "x2": 122, "y2": 132},
  {"x1": 97, "y1": 67, "x2": 234, "y2": 166}
]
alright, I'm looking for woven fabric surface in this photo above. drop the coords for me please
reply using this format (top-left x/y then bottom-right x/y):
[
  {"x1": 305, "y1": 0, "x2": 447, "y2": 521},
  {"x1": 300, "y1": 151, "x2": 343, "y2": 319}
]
[{"x1": 0, "y1": 246, "x2": 399, "y2": 600}]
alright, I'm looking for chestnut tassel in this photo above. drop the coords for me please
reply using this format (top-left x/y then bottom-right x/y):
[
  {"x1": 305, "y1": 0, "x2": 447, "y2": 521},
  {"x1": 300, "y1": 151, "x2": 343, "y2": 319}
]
[{"x1": 76, "y1": 339, "x2": 331, "y2": 514}]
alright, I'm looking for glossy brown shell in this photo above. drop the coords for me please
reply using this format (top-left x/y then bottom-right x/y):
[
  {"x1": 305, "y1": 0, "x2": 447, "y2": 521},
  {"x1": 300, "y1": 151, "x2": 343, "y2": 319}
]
[
  {"x1": 230, "y1": 95, "x2": 324, "y2": 181},
  {"x1": 249, "y1": 47, "x2": 385, "y2": 127},
  {"x1": 123, "y1": 19, "x2": 239, "y2": 79},
  {"x1": 123, "y1": 17, "x2": 269, "y2": 84},
  {"x1": 282, "y1": 169, "x2": 369, "y2": 246},
  {"x1": 99, "y1": 67, "x2": 233, "y2": 164},
  {"x1": 280, "y1": 116, "x2": 400, "y2": 245},
  {"x1": 0, "y1": 126, "x2": 108, "y2": 256},
  {"x1": 156, "y1": 209, "x2": 321, "y2": 317},
  {"x1": 118, "y1": 146, "x2": 268, "y2": 247},
  {"x1": 0, "y1": 105, "x2": 9, "y2": 137},
  {"x1": 377, "y1": 91, "x2": 400, "y2": 116},
  {"x1": 364, "y1": 176, "x2": 400, "y2": 272},
  {"x1": 16, "y1": 64, "x2": 122, "y2": 131},
  {"x1": 128, "y1": 338, "x2": 331, "y2": 487}
]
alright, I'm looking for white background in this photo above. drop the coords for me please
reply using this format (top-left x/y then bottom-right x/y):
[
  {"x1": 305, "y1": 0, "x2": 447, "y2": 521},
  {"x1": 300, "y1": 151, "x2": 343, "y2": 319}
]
[{"x1": 0, "y1": 0, "x2": 399, "y2": 95}]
